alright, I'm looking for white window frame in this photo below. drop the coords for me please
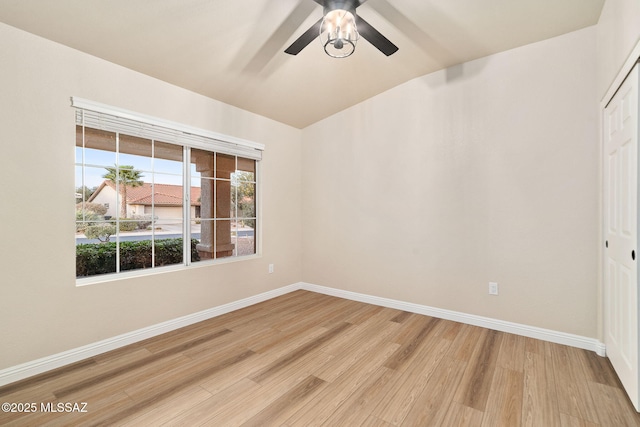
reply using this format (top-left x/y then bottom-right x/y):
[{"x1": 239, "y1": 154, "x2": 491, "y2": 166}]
[{"x1": 73, "y1": 97, "x2": 264, "y2": 286}]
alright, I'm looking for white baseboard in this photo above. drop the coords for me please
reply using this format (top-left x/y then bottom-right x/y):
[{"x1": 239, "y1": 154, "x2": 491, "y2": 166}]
[
  {"x1": 297, "y1": 282, "x2": 607, "y2": 357},
  {"x1": 0, "y1": 284, "x2": 299, "y2": 387},
  {"x1": 0, "y1": 281, "x2": 606, "y2": 387}
]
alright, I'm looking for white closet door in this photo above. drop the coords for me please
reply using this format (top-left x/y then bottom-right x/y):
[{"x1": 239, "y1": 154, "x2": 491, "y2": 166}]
[{"x1": 604, "y1": 62, "x2": 640, "y2": 411}]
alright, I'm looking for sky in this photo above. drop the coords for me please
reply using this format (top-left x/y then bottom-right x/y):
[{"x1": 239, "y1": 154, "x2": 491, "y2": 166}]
[{"x1": 76, "y1": 146, "x2": 190, "y2": 189}]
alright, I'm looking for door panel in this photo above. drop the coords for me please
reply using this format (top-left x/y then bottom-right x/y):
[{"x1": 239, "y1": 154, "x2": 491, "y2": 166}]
[{"x1": 604, "y1": 62, "x2": 639, "y2": 411}]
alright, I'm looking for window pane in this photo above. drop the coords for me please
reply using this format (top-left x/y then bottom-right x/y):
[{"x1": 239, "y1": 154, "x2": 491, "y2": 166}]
[
  {"x1": 191, "y1": 177, "x2": 210, "y2": 220},
  {"x1": 216, "y1": 153, "x2": 235, "y2": 179},
  {"x1": 119, "y1": 134, "x2": 152, "y2": 172},
  {"x1": 120, "y1": 239, "x2": 152, "y2": 272},
  {"x1": 154, "y1": 141, "x2": 183, "y2": 174},
  {"x1": 154, "y1": 224, "x2": 185, "y2": 268},
  {"x1": 215, "y1": 180, "x2": 232, "y2": 219},
  {"x1": 192, "y1": 218, "x2": 211, "y2": 262},
  {"x1": 83, "y1": 166, "x2": 107, "y2": 192},
  {"x1": 103, "y1": 166, "x2": 146, "y2": 220},
  {"x1": 81, "y1": 127, "x2": 117, "y2": 166},
  {"x1": 234, "y1": 222, "x2": 256, "y2": 257},
  {"x1": 215, "y1": 219, "x2": 234, "y2": 258},
  {"x1": 234, "y1": 182, "x2": 255, "y2": 219},
  {"x1": 76, "y1": 218, "x2": 117, "y2": 277},
  {"x1": 75, "y1": 165, "x2": 95, "y2": 206},
  {"x1": 191, "y1": 149, "x2": 214, "y2": 178},
  {"x1": 236, "y1": 157, "x2": 256, "y2": 181},
  {"x1": 149, "y1": 175, "x2": 184, "y2": 234},
  {"x1": 76, "y1": 241, "x2": 116, "y2": 277}
]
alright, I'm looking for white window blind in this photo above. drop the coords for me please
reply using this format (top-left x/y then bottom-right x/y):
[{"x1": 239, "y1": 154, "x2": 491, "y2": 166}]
[{"x1": 72, "y1": 97, "x2": 264, "y2": 160}]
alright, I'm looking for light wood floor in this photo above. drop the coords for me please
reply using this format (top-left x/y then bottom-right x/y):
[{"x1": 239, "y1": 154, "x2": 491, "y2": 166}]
[{"x1": 1, "y1": 290, "x2": 639, "y2": 426}]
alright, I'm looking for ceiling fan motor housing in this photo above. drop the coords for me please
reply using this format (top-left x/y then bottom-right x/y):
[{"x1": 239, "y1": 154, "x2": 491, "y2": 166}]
[{"x1": 323, "y1": 0, "x2": 358, "y2": 15}]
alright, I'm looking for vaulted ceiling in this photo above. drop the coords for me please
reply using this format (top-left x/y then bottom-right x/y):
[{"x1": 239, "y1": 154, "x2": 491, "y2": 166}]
[{"x1": 0, "y1": 0, "x2": 604, "y2": 128}]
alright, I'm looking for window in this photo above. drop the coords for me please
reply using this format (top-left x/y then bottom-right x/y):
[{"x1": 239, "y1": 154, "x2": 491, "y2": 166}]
[{"x1": 73, "y1": 98, "x2": 263, "y2": 281}]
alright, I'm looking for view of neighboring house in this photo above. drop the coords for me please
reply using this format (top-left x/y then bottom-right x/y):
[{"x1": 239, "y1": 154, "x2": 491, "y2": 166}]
[{"x1": 88, "y1": 180, "x2": 201, "y2": 222}]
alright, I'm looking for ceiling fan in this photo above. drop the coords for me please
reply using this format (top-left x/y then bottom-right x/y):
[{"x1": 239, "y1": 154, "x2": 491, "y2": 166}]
[{"x1": 284, "y1": 0, "x2": 398, "y2": 58}]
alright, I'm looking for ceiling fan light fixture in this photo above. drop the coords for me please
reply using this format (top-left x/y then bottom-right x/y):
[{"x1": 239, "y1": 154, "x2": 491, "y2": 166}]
[{"x1": 321, "y1": 9, "x2": 358, "y2": 58}]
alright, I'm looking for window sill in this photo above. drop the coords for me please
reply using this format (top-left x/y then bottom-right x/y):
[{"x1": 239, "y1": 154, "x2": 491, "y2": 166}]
[{"x1": 75, "y1": 253, "x2": 261, "y2": 287}]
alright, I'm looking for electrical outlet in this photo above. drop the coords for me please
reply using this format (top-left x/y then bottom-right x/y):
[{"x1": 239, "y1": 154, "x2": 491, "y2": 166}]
[
  {"x1": 489, "y1": 282, "x2": 498, "y2": 295},
  {"x1": 268, "y1": 264, "x2": 274, "y2": 274}
]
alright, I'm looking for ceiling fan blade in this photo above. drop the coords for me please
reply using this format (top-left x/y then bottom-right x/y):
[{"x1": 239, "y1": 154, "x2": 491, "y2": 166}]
[
  {"x1": 284, "y1": 17, "x2": 323, "y2": 55},
  {"x1": 356, "y1": 15, "x2": 398, "y2": 56}
]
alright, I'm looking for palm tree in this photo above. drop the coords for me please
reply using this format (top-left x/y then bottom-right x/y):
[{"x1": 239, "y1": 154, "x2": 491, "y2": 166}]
[{"x1": 103, "y1": 165, "x2": 144, "y2": 218}]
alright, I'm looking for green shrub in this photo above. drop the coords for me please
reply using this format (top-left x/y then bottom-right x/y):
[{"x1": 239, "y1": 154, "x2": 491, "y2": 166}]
[
  {"x1": 76, "y1": 202, "x2": 108, "y2": 216},
  {"x1": 131, "y1": 215, "x2": 153, "y2": 230},
  {"x1": 84, "y1": 224, "x2": 117, "y2": 242},
  {"x1": 76, "y1": 238, "x2": 200, "y2": 277},
  {"x1": 118, "y1": 221, "x2": 138, "y2": 232},
  {"x1": 75, "y1": 210, "x2": 104, "y2": 232}
]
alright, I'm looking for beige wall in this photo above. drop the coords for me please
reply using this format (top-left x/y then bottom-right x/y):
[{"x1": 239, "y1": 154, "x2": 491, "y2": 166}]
[
  {"x1": 301, "y1": 27, "x2": 599, "y2": 337},
  {"x1": 2, "y1": 5, "x2": 628, "y2": 371},
  {"x1": 0, "y1": 22, "x2": 302, "y2": 369},
  {"x1": 596, "y1": 0, "x2": 640, "y2": 99}
]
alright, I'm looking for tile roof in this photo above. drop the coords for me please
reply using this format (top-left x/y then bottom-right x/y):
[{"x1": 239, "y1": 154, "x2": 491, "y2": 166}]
[{"x1": 97, "y1": 181, "x2": 201, "y2": 206}]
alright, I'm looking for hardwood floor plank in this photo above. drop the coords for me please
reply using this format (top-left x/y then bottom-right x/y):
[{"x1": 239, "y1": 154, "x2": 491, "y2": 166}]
[
  {"x1": 480, "y1": 367, "x2": 524, "y2": 426},
  {"x1": 400, "y1": 357, "x2": 466, "y2": 426},
  {"x1": 446, "y1": 323, "x2": 484, "y2": 362},
  {"x1": 318, "y1": 299, "x2": 370, "y2": 329},
  {"x1": 559, "y1": 412, "x2": 600, "y2": 427},
  {"x1": 52, "y1": 328, "x2": 232, "y2": 398},
  {"x1": 524, "y1": 336, "x2": 546, "y2": 355},
  {"x1": 0, "y1": 357, "x2": 97, "y2": 396},
  {"x1": 497, "y1": 332, "x2": 526, "y2": 372},
  {"x1": 318, "y1": 366, "x2": 395, "y2": 426},
  {"x1": 439, "y1": 320, "x2": 464, "y2": 342},
  {"x1": 384, "y1": 317, "x2": 440, "y2": 371},
  {"x1": 548, "y1": 342, "x2": 601, "y2": 424},
  {"x1": 522, "y1": 350, "x2": 561, "y2": 427},
  {"x1": 1, "y1": 291, "x2": 638, "y2": 426},
  {"x1": 360, "y1": 415, "x2": 395, "y2": 427},
  {"x1": 199, "y1": 325, "x2": 331, "y2": 391},
  {"x1": 441, "y1": 401, "x2": 485, "y2": 426},
  {"x1": 94, "y1": 349, "x2": 256, "y2": 425},
  {"x1": 160, "y1": 378, "x2": 258, "y2": 426},
  {"x1": 202, "y1": 351, "x2": 334, "y2": 426},
  {"x1": 284, "y1": 341, "x2": 401, "y2": 426},
  {"x1": 119, "y1": 385, "x2": 212, "y2": 426},
  {"x1": 454, "y1": 329, "x2": 503, "y2": 411},
  {"x1": 318, "y1": 306, "x2": 401, "y2": 357},
  {"x1": 587, "y1": 381, "x2": 640, "y2": 427},
  {"x1": 58, "y1": 353, "x2": 192, "y2": 403},
  {"x1": 312, "y1": 320, "x2": 399, "y2": 382},
  {"x1": 574, "y1": 347, "x2": 623, "y2": 388},
  {"x1": 346, "y1": 304, "x2": 392, "y2": 325},
  {"x1": 250, "y1": 322, "x2": 352, "y2": 384},
  {"x1": 373, "y1": 337, "x2": 451, "y2": 425},
  {"x1": 388, "y1": 313, "x2": 434, "y2": 345},
  {"x1": 272, "y1": 296, "x2": 354, "y2": 333},
  {"x1": 390, "y1": 310, "x2": 413, "y2": 324},
  {"x1": 240, "y1": 375, "x2": 327, "y2": 426}
]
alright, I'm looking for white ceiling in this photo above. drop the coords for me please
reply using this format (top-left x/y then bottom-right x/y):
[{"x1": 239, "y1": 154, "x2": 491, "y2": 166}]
[{"x1": 0, "y1": 0, "x2": 604, "y2": 128}]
